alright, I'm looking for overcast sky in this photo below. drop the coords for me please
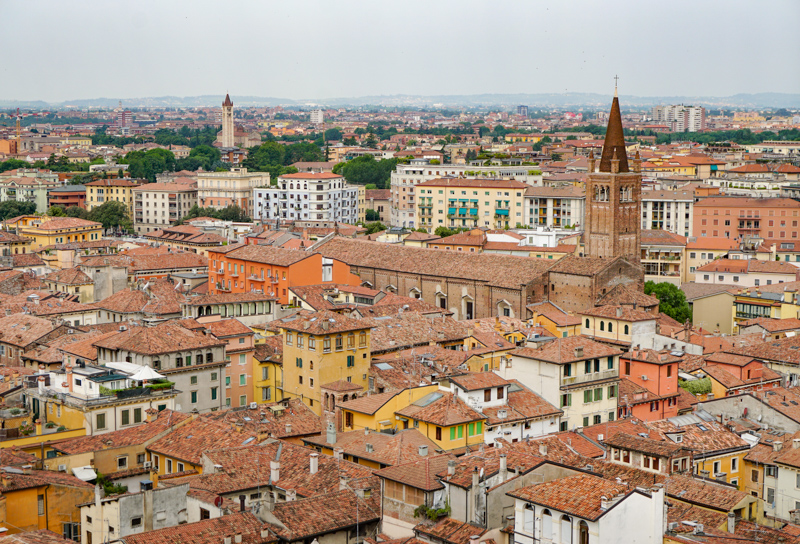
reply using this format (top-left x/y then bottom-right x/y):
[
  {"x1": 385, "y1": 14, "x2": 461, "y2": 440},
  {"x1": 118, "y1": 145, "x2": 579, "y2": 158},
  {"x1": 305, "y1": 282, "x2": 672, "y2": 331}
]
[{"x1": 2, "y1": 0, "x2": 799, "y2": 103}]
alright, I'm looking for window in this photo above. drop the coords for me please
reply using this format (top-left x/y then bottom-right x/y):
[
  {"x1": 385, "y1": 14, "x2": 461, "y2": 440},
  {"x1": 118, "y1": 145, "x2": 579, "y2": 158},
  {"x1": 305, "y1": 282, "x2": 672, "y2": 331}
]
[
  {"x1": 766, "y1": 465, "x2": 777, "y2": 478},
  {"x1": 166, "y1": 459, "x2": 173, "y2": 473},
  {"x1": 225, "y1": 376, "x2": 231, "y2": 386},
  {"x1": 714, "y1": 461, "x2": 722, "y2": 475},
  {"x1": 584, "y1": 390, "x2": 592, "y2": 403},
  {"x1": 190, "y1": 376, "x2": 198, "y2": 385},
  {"x1": 96, "y1": 413, "x2": 106, "y2": 430},
  {"x1": 38, "y1": 494, "x2": 45, "y2": 516},
  {"x1": 560, "y1": 394, "x2": 571, "y2": 407},
  {"x1": 497, "y1": 387, "x2": 504, "y2": 399},
  {"x1": 523, "y1": 504, "x2": 534, "y2": 536},
  {"x1": 594, "y1": 388, "x2": 602, "y2": 401},
  {"x1": 63, "y1": 522, "x2": 80, "y2": 541},
  {"x1": 650, "y1": 401, "x2": 659, "y2": 412},
  {"x1": 347, "y1": 355, "x2": 355, "y2": 367},
  {"x1": 435, "y1": 426, "x2": 442, "y2": 440},
  {"x1": 308, "y1": 337, "x2": 316, "y2": 350},
  {"x1": 593, "y1": 414, "x2": 601, "y2": 425},
  {"x1": 359, "y1": 332, "x2": 367, "y2": 347},
  {"x1": 752, "y1": 469, "x2": 759, "y2": 483},
  {"x1": 731, "y1": 457, "x2": 738, "y2": 472},
  {"x1": 191, "y1": 391, "x2": 198, "y2": 404},
  {"x1": 323, "y1": 337, "x2": 331, "y2": 352},
  {"x1": 583, "y1": 416, "x2": 589, "y2": 427},
  {"x1": 133, "y1": 408, "x2": 142, "y2": 424},
  {"x1": 131, "y1": 517, "x2": 142, "y2": 528},
  {"x1": 585, "y1": 318, "x2": 590, "y2": 328},
  {"x1": 608, "y1": 322, "x2": 613, "y2": 333},
  {"x1": 767, "y1": 488, "x2": 775, "y2": 505},
  {"x1": 335, "y1": 335, "x2": 343, "y2": 351},
  {"x1": 239, "y1": 374, "x2": 246, "y2": 386},
  {"x1": 607, "y1": 356, "x2": 614, "y2": 369},
  {"x1": 239, "y1": 395, "x2": 247, "y2": 406},
  {"x1": 608, "y1": 385, "x2": 617, "y2": 398},
  {"x1": 211, "y1": 387, "x2": 218, "y2": 400},
  {"x1": 484, "y1": 389, "x2": 491, "y2": 402},
  {"x1": 667, "y1": 365, "x2": 673, "y2": 378},
  {"x1": 286, "y1": 332, "x2": 292, "y2": 345},
  {"x1": 121, "y1": 409, "x2": 130, "y2": 426},
  {"x1": 624, "y1": 360, "x2": 631, "y2": 375}
]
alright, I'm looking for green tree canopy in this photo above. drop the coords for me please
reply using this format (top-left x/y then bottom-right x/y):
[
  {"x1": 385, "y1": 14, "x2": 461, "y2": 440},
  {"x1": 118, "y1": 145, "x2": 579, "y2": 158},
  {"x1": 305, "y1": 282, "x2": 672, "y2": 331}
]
[
  {"x1": 65, "y1": 206, "x2": 90, "y2": 219},
  {"x1": 0, "y1": 159, "x2": 30, "y2": 174},
  {"x1": 324, "y1": 128, "x2": 343, "y2": 141},
  {"x1": 88, "y1": 200, "x2": 132, "y2": 232},
  {"x1": 120, "y1": 148, "x2": 176, "y2": 182},
  {"x1": 0, "y1": 200, "x2": 36, "y2": 220},
  {"x1": 180, "y1": 204, "x2": 251, "y2": 223},
  {"x1": 365, "y1": 209, "x2": 380, "y2": 221},
  {"x1": 332, "y1": 155, "x2": 398, "y2": 189},
  {"x1": 365, "y1": 221, "x2": 387, "y2": 235},
  {"x1": 47, "y1": 205, "x2": 66, "y2": 217},
  {"x1": 644, "y1": 281, "x2": 692, "y2": 323}
]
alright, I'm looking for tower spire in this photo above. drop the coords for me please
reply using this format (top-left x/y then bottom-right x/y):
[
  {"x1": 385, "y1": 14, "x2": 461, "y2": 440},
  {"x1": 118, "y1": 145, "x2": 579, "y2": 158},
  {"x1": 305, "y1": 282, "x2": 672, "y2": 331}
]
[{"x1": 598, "y1": 87, "x2": 629, "y2": 173}]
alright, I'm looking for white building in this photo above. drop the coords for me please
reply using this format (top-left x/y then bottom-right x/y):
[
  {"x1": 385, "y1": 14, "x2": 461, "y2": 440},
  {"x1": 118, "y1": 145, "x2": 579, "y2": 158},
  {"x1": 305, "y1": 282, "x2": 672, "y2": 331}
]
[
  {"x1": 510, "y1": 474, "x2": 664, "y2": 544},
  {"x1": 524, "y1": 186, "x2": 586, "y2": 229},
  {"x1": 390, "y1": 159, "x2": 542, "y2": 228},
  {"x1": 641, "y1": 188, "x2": 694, "y2": 237},
  {"x1": 254, "y1": 172, "x2": 359, "y2": 224},
  {"x1": 197, "y1": 167, "x2": 269, "y2": 218},
  {"x1": 651, "y1": 105, "x2": 706, "y2": 132},
  {"x1": 310, "y1": 109, "x2": 324, "y2": 125},
  {"x1": 132, "y1": 182, "x2": 198, "y2": 234}
]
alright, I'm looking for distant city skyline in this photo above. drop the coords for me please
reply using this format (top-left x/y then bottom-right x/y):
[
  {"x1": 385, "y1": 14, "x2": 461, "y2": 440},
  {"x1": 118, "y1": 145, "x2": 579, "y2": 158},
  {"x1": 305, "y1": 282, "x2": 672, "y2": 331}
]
[{"x1": 1, "y1": 0, "x2": 798, "y2": 103}]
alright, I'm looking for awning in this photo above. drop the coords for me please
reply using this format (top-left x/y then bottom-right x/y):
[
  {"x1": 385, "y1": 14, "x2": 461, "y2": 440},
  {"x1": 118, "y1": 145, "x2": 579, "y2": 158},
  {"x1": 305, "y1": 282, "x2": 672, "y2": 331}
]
[
  {"x1": 496, "y1": 209, "x2": 509, "y2": 216},
  {"x1": 129, "y1": 366, "x2": 166, "y2": 381},
  {"x1": 72, "y1": 466, "x2": 97, "y2": 482}
]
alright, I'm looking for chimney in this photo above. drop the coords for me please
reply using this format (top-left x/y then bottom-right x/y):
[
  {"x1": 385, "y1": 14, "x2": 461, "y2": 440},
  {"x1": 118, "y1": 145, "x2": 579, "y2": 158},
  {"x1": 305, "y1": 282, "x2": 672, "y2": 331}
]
[
  {"x1": 334, "y1": 447, "x2": 344, "y2": 460},
  {"x1": 574, "y1": 346, "x2": 584, "y2": 358},
  {"x1": 727, "y1": 512, "x2": 735, "y2": 534},
  {"x1": 285, "y1": 489, "x2": 296, "y2": 502},
  {"x1": 285, "y1": 423, "x2": 292, "y2": 435},
  {"x1": 65, "y1": 363, "x2": 73, "y2": 393},
  {"x1": 774, "y1": 442, "x2": 783, "y2": 452},
  {"x1": 35, "y1": 419, "x2": 42, "y2": 436},
  {"x1": 791, "y1": 509, "x2": 800, "y2": 525},
  {"x1": 616, "y1": 307, "x2": 623, "y2": 318},
  {"x1": 309, "y1": 453, "x2": 319, "y2": 474},
  {"x1": 326, "y1": 422, "x2": 337, "y2": 445},
  {"x1": 794, "y1": 439, "x2": 800, "y2": 450},
  {"x1": 471, "y1": 467, "x2": 479, "y2": 489},
  {"x1": 499, "y1": 454, "x2": 508, "y2": 480},
  {"x1": 339, "y1": 474, "x2": 350, "y2": 491},
  {"x1": 447, "y1": 459, "x2": 456, "y2": 476},
  {"x1": 418, "y1": 445, "x2": 428, "y2": 457},
  {"x1": 270, "y1": 460, "x2": 280, "y2": 482},
  {"x1": 366, "y1": 443, "x2": 374, "y2": 453},
  {"x1": 146, "y1": 408, "x2": 158, "y2": 423},
  {"x1": 539, "y1": 443, "x2": 548, "y2": 456},
  {"x1": 239, "y1": 494, "x2": 245, "y2": 512},
  {"x1": 600, "y1": 495, "x2": 609, "y2": 510},
  {"x1": 469, "y1": 536, "x2": 480, "y2": 544},
  {"x1": 225, "y1": 538, "x2": 232, "y2": 544}
]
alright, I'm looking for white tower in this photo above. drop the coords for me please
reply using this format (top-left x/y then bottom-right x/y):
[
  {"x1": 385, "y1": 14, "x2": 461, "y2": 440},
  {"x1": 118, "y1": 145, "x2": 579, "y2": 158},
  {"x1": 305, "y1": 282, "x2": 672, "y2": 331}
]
[{"x1": 221, "y1": 94, "x2": 234, "y2": 148}]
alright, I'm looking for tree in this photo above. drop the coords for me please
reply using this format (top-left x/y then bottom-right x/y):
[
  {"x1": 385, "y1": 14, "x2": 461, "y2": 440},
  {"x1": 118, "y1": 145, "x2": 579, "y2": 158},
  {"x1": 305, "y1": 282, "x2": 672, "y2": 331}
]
[
  {"x1": 47, "y1": 205, "x2": 66, "y2": 217},
  {"x1": 333, "y1": 155, "x2": 398, "y2": 189},
  {"x1": 0, "y1": 159, "x2": 30, "y2": 174},
  {"x1": 120, "y1": 148, "x2": 176, "y2": 182},
  {"x1": 283, "y1": 142, "x2": 324, "y2": 165},
  {"x1": 343, "y1": 137, "x2": 357, "y2": 146},
  {"x1": 0, "y1": 200, "x2": 36, "y2": 220},
  {"x1": 364, "y1": 133, "x2": 379, "y2": 149},
  {"x1": 180, "y1": 204, "x2": 251, "y2": 223},
  {"x1": 644, "y1": 281, "x2": 692, "y2": 323},
  {"x1": 365, "y1": 222, "x2": 387, "y2": 235},
  {"x1": 324, "y1": 128, "x2": 343, "y2": 141},
  {"x1": 65, "y1": 206, "x2": 89, "y2": 219},
  {"x1": 88, "y1": 201, "x2": 132, "y2": 232},
  {"x1": 550, "y1": 153, "x2": 562, "y2": 161},
  {"x1": 365, "y1": 209, "x2": 380, "y2": 221},
  {"x1": 434, "y1": 226, "x2": 465, "y2": 238},
  {"x1": 175, "y1": 145, "x2": 221, "y2": 172}
]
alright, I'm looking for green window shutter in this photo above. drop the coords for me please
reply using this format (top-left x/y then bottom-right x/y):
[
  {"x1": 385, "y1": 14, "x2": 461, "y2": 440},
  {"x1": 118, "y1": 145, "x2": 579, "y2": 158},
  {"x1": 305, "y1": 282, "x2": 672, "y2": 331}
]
[
  {"x1": 450, "y1": 427, "x2": 456, "y2": 440},
  {"x1": 583, "y1": 417, "x2": 589, "y2": 427},
  {"x1": 476, "y1": 421, "x2": 482, "y2": 434},
  {"x1": 468, "y1": 423, "x2": 474, "y2": 436},
  {"x1": 584, "y1": 390, "x2": 592, "y2": 403},
  {"x1": 595, "y1": 388, "x2": 603, "y2": 401},
  {"x1": 458, "y1": 425, "x2": 463, "y2": 439},
  {"x1": 607, "y1": 356, "x2": 614, "y2": 369}
]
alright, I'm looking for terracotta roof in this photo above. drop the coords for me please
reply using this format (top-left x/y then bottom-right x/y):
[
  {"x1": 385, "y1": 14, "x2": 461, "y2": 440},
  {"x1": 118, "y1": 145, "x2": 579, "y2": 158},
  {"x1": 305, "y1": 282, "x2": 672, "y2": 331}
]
[
  {"x1": 80, "y1": 251, "x2": 208, "y2": 274},
  {"x1": 547, "y1": 254, "x2": 628, "y2": 277},
  {"x1": 414, "y1": 519, "x2": 486, "y2": 544},
  {"x1": 665, "y1": 473, "x2": 748, "y2": 512},
  {"x1": 315, "y1": 238, "x2": 553, "y2": 290},
  {"x1": 204, "y1": 318, "x2": 254, "y2": 339},
  {"x1": 0, "y1": 530, "x2": 78, "y2": 544},
  {"x1": 43, "y1": 267, "x2": 92, "y2": 285},
  {"x1": 279, "y1": 172, "x2": 344, "y2": 180},
  {"x1": 0, "y1": 314, "x2": 56, "y2": 348},
  {"x1": 303, "y1": 428, "x2": 439, "y2": 466},
  {"x1": 201, "y1": 399, "x2": 321, "y2": 439},
  {"x1": 218, "y1": 245, "x2": 313, "y2": 266},
  {"x1": 527, "y1": 301, "x2": 582, "y2": 327},
  {"x1": 738, "y1": 317, "x2": 800, "y2": 332},
  {"x1": 365, "y1": 312, "x2": 470, "y2": 353},
  {"x1": 396, "y1": 391, "x2": 484, "y2": 426},
  {"x1": 55, "y1": 410, "x2": 192, "y2": 455},
  {"x1": 277, "y1": 309, "x2": 367, "y2": 335},
  {"x1": 680, "y1": 282, "x2": 738, "y2": 301},
  {"x1": 94, "y1": 320, "x2": 225, "y2": 355},
  {"x1": 641, "y1": 229, "x2": 688, "y2": 246},
  {"x1": 596, "y1": 284, "x2": 659, "y2": 308},
  {"x1": 0, "y1": 467, "x2": 93, "y2": 493},
  {"x1": 338, "y1": 390, "x2": 400, "y2": 415},
  {"x1": 0, "y1": 447, "x2": 39, "y2": 467},
  {"x1": 320, "y1": 379, "x2": 363, "y2": 392},
  {"x1": 511, "y1": 336, "x2": 622, "y2": 364},
  {"x1": 22, "y1": 217, "x2": 101, "y2": 230},
  {"x1": 508, "y1": 474, "x2": 630, "y2": 521},
  {"x1": 603, "y1": 432, "x2": 691, "y2": 458},
  {"x1": 11, "y1": 253, "x2": 45, "y2": 268},
  {"x1": 267, "y1": 489, "x2": 379, "y2": 541},
  {"x1": 580, "y1": 304, "x2": 656, "y2": 322},
  {"x1": 121, "y1": 512, "x2": 271, "y2": 544},
  {"x1": 94, "y1": 278, "x2": 186, "y2": 316},
  {"x1": 147, "y1": 416, "x2": 258, "y2": 465},
  {"x1": 449, "y1": 372, "x2": 510, "y2": 391},
  {"x1": 375, "y1": 453, "x2": 454, "y2": 490}
]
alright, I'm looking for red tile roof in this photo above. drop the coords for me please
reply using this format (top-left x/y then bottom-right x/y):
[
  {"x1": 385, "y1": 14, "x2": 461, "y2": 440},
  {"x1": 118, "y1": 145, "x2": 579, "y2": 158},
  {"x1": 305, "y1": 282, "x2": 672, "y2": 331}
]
[
  {"x1": 508, "y1": 474, "x2": 630, "y2": 520},
  {"x1": 147, "y1": 416, "x2": 258, "y2": 465},
  {"x1": 121, "y1": 512, "x2": 271, "y2": 544}
]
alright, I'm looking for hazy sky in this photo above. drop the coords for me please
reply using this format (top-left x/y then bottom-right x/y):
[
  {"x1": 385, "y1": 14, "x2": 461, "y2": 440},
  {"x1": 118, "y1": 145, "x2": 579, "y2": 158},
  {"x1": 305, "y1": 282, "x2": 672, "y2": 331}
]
[{"x1": 2, "y1": 0, "x2": 799, "y2": 103}]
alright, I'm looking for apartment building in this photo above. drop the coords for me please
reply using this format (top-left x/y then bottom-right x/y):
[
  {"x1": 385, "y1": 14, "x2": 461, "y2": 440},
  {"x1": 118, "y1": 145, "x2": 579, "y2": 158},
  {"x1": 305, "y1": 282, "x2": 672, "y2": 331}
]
[
  {"x1": 641, "y1": 188, "x2": 694, "y2": 237},
  {"x1": 640, "y1": 229, "x2": 687, "y2": 285},
  {"x1": 6, "y1": 215, "x2": 103, "y2": 249},
  {"x1": 132, "y1": 182, "x2": 198, "y2": 233},
  {"x1": 390, "y1": 160, "x2": 541, "y2": 227},
  {"x1": 277, "y1": 310, "x2": 372, "y2": 415},
  {"x1": 415, "y1": 178, "x2": 528, "y2": 232},
  {"x1": 503, "y1": 336, "x2": 622, "y2": 431},
  {"x1": 197, "y1": 167, "x2": 269, "y2": 217},
  {"x1": 523, "y1": 185, "x2": 585, "y2": 229},
  {"x1": 693, "y1": 197, "x2": 800, "y2": 244},
  {"x1": 85, "y1": 178, "x2": 141, "y2": 215},
  {"x1": 651, "y1": 104, "x2": 706, "y2": 132},
  {"x1": 0, "y1": 176, "x2": 60, "y2": 213},
  {"x1": 253, "y1": 172, "x2": 359, "y2": 225}
]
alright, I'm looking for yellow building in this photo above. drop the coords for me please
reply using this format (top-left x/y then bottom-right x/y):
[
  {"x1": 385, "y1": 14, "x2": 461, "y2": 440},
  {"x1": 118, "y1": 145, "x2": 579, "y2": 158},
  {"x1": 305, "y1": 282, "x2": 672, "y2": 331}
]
[
  {"x1": 278, "y1": 310, "x2": 371, "y2": 415},
  {"x1": 60, "y1": 136, "x2": 92, "y2": 147},
  {"x1": 528, "y1": 301, "x2": 582, "y2": 338},
  {"x1": 357, "y1": 185, "x2": 366, "y2": 223},
  {"x1": 7, "y1": 216, "x2": 103, "y2": 250},
  {"x1": 253, "y1": 336, "x2": 283, "y2": 404},
  {"x1": 579, "y1": 305, "x2": 657, "y2": 348},
  {"x1": 0, "y1": 469, "x2": 94, "y2": 536},
  {"x1": 338, "y1": 385, "x2": 440, "y2": 432},
  {"x1": 395, "y1": 390, "x2": 485, "y2": 451},
  {"x1": 85, "y1": 178, "x2": 141, "y2": 215},
  {"x1": 43, "y1": 266, "x2": 95, "y2": 303},
  {"x1": 415, "y1": 178, "x2": 528, "y2": 232},
  {"x1": 731, "y1": 284, "x2": 800, "y2": 333}
]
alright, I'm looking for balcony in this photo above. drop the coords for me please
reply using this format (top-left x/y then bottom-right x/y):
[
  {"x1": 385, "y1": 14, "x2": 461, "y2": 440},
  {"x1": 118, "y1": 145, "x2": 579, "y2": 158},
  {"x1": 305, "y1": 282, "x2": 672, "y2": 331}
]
[
  {"x1": 216, "y1": 282, "x2": 232, "y2": 292},
  {"x1": 249, "y1": 274, "x2": 265, "y2": 281},
  {"x1": 561, "y1": 369, "x2": 618, "y2": 388}
]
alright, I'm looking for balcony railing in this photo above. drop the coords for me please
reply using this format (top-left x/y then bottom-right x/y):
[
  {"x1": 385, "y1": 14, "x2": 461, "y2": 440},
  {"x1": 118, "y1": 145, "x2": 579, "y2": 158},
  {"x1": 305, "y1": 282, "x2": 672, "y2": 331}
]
[{"x1": 561, "y1": 369, "x2": 618, "y2": 387}]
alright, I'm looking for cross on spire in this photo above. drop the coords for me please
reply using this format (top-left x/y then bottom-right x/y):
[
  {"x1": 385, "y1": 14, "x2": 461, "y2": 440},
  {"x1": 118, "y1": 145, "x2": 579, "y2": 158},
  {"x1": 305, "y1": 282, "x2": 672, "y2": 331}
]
[{"x1": 614, "y1": 75, "x2": 619, "y2": 97}]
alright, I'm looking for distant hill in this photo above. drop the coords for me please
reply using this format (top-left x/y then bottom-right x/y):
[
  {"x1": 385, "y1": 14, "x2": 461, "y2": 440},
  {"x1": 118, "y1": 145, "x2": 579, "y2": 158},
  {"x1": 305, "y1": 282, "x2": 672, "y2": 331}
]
[{"x1": 2, "y1": 92, "x2": 799, "y2": 110}]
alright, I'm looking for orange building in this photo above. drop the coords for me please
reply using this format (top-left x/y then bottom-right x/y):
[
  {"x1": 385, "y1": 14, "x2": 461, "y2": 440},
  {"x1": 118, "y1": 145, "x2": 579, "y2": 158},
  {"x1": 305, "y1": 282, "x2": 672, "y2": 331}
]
[
  {"x1": 207, "y1": 244, "x2": 359, "y2": 304},
  {"x1": 617, "y1": 349, "x2": 680, "y2": 421},
  {"x1": 694, "y1": 197, "x2": 800, "y2": 244},
  {"x1": 202, "y1": 317, "x2": 257, "y2": 408}
]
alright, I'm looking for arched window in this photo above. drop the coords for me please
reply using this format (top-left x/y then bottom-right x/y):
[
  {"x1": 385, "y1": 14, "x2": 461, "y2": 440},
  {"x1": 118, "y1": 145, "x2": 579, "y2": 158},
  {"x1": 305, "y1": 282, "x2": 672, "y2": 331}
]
[
  {"x1": 624, "y1": 324, "x2": 629, "y2": 335},
  {"x1": 599, "y1": 321, "x2": 605, "y2": 332},
  {"x1": 608, "y1": 322, "x2": 613, "y2": 333},
  {"x1": 579, "y1": 521, "x2": 589, "y2": 544},
  {"x1": 523, "y1": 504, "x2": 534, "y2": 536},
  {"x1": 196, "y1": 353, "x2": 204, "y2": 364},
  {"x1": 198, "y1": 306, "x2": 204, "y2": 317},
  {"x1": 561, "y1": 515, "x2": 572, "y2": 544},
  {"x1": 585, "y1": 319, "x2": 590, "y2": 328},
  {"x1": 206, "y1": 352, "x2": 213, "y2": 363},
  {"x1": 542, "y1": 509, "x2": 553, "y2": 540}
]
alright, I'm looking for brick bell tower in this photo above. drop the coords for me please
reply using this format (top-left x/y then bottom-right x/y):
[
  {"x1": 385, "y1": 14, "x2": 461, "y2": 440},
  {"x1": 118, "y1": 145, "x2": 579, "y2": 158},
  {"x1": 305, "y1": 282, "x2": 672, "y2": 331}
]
[{"x1": 584, "y1": 84, "x2": 642, "y2": 260}]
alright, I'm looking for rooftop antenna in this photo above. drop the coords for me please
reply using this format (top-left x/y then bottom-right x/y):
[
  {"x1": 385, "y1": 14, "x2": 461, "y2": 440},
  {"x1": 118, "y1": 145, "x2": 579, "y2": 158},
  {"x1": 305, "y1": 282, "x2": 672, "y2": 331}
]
[{"x1": 614, "y1": 75, "x2": 619, "y2": 98}]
